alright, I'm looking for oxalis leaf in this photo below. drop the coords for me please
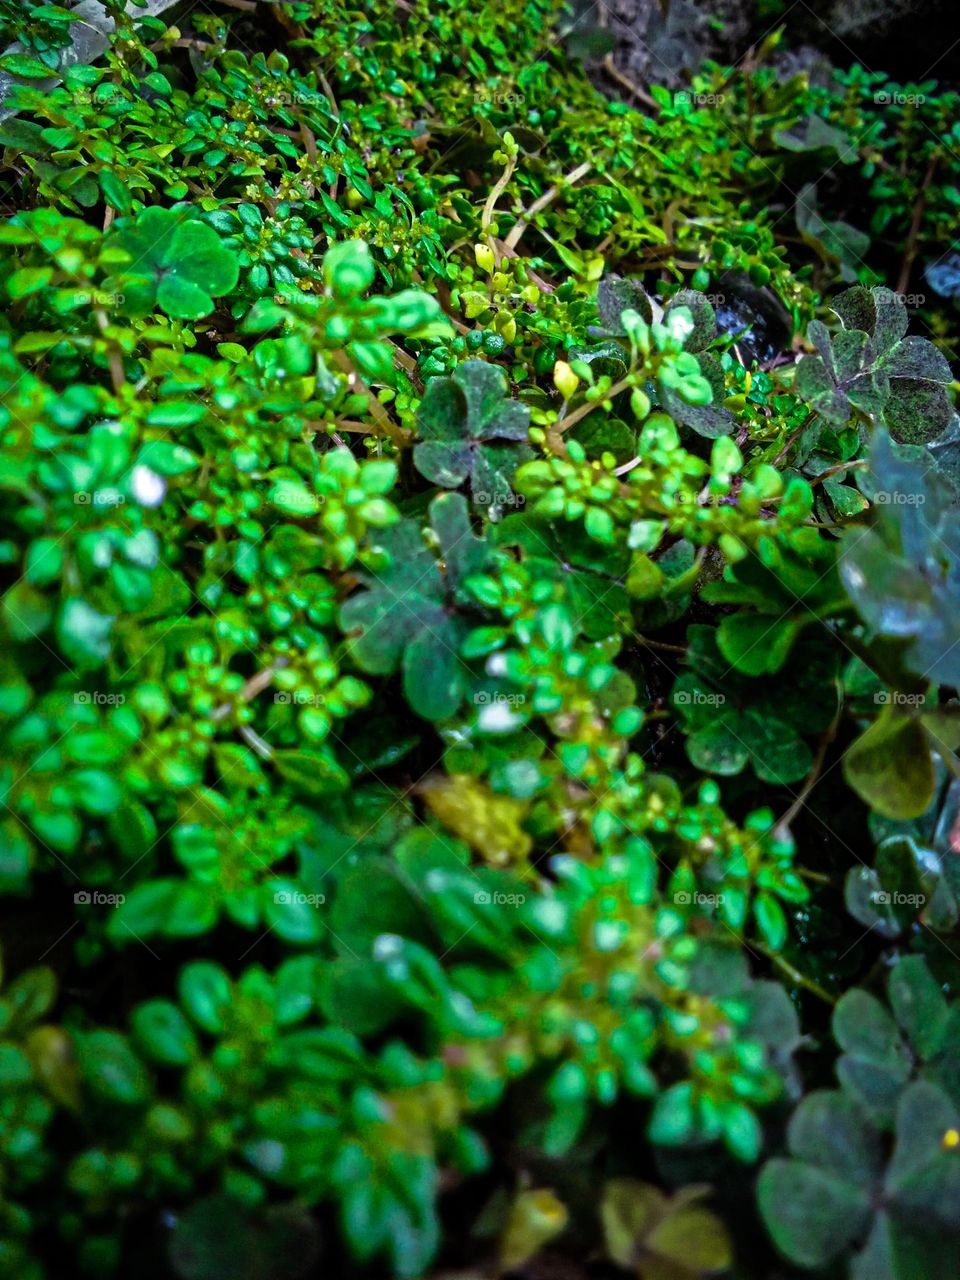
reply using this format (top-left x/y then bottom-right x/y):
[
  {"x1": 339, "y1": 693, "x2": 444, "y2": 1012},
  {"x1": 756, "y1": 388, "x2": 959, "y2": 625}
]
[
  {"x1": 840, "y1": 430, "x2": 960, "y2": 690},
  {"x1": 413, "y1": 360, "x2": 531, "y2": 516},
  {"x1": 106, "y1": 206, "x2": 239, "y2": 319},
  {"x1": 795, "y1": 285, "x2": 954, "y2": 442},
  {"x1": 338, "y1": 492, "x2": 492, "y2": 720},
  {"x1": 759, "y1": 1081, "x2": 960, "y2": 1279},
  {"x1": 831, "y1": 956, "x2": 960, "y2": 1124}
]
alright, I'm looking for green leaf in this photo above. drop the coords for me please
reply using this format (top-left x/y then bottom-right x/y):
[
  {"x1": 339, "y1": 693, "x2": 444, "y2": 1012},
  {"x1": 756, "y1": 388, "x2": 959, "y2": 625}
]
[
  {"x1": 76, "y1": 1030, "x2": 151, "y2": 1106},
  {"x1": 339, "y1": 493, "x2": 490, "y2": 720},
  {"x1": 179, "y1": 962, "x2": 233, "y2": 1035},
  {"x1": 759, "y1": 1159, "x2": 872, "y2": 1268},
  {"x1": 843, "y1": 705, "x2": 936, "y2": 820},
  {"x1": 716, "y1": 613, "x2": 805, "y2": 675},
  {"x1": 130, "y1": 1000, "x2": 198, "y2": 1067},
  {"x1": 262, "y1": 879, "x2": 324, "y2": 944},
  {"x1": 414, "y1": 360, "x2": 531, "y2": 513},
  {"x1": 834, "y1": 988, "x2": 912, "y2": 1123},
  {"x1": 273, "y1": 749, "x2": 350, "y2": 797},
  {"x1": 322, "y1": 239, "x2": 375, "y2": 297},
  {"x1": 56, "y1": 598, "x2": 114, "y2": 669},
  {"x1": 107, "y1": 207, "x2": 238, "y2": 319}
]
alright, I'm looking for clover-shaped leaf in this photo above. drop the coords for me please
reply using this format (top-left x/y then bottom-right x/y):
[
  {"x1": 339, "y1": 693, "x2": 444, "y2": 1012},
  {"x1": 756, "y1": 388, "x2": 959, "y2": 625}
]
[
  {"x1": 760, "y1": 1081, "x2": 960, "y2": 1279},
  {"x1": 672, "y1": 624, "x2": 838, "y2": 784},
  {"x1": 338, "y1": 492, "x2": 491, "y2": 721},
  {"x1": 832, "y1": 957, "x2": 960, "y2": 1125},
  {"x1": 796, "y1": 285, "x2": 954, "y2": 442},
  {"x1": 107, "y1": 206, "x2": 239, "y2": 319},
  {"x1": 840, "y1": 431, "x2": 960, "y2": 689},
  {"x1": 413, "y1": 360, "x2": 531, "y2": 515},
  {"x1": 601, "y1": 1179, "x2": 732, "y2": 1279}
]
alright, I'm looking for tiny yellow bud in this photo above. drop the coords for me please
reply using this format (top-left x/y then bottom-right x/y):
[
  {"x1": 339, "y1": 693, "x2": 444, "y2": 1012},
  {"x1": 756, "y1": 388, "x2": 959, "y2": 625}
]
[
  {"x1": 474, "y1": 243, "x2": 495, "y2": 274},
  {"x1": 944, "y1": 1128, "x2": 960, "y2": 1150},
  {"x1": 553, "y1": 360, "x2": 579, "y2": 401}
]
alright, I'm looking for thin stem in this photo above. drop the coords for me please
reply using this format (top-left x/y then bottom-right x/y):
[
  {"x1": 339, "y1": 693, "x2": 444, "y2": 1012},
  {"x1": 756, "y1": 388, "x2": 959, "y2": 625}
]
[
  {"x1": 778, "y1": 712, "x2": 839, "y2": 832},
  {"x1": 755, "y1": 941, "x2": 836, "y2": 1005},
  {"x1": 771, "y1": 410, "x2": 817, "y2": 466},
  {"x1": 211, "y1": 657, "x2": 290, "y2": 722},
  {"x1": 636, "y1": 636, "x2": 687, "y2": 654},
  {"x1": 896, "y1": 153, "x2": 938, "y2": 296},
  {"x1": 504, "y1": 161, "x2": 592, "y2": 251},
  {"x1": 330, "y1": 351, "x2": 409, "y2": 447},
  {"x1": 93, "y1": 307, "x2": 125, "y2": 394},
  {"x1": 481, "y1": 152, "x2": 518, "y2": 265},
  {"x1": 602, "y1": 55, "x2": 656, "y2": 108},
  {"x1": 554, "y1": 375, "x2": 633, "y2": 435}
]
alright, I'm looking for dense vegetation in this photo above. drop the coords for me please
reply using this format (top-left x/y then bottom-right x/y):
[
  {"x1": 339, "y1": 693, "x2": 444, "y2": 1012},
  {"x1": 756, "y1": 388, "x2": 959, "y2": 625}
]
[{"x1": 0, "y1": 1, "x2": 958, "y2": 1277}]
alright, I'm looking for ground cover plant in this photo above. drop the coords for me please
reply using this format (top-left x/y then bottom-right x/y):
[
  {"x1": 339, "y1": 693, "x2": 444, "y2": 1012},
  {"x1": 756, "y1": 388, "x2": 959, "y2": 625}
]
[{"x1": 0, "y1": 0, "x2": 958, "y2": 1276}]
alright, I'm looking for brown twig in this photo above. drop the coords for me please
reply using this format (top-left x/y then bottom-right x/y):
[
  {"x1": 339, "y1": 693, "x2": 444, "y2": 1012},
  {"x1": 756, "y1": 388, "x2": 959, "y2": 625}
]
[
  {"x1": 602, "y1": 55, "x2": 657, "y2": 108},
  {"x1": 778, "y1": 712, "x2": 840, "y2": 833},
  {"x1": 330, "y1": 351, "x2": 410, "y2": 447},
  {"x1": 211, "y1": 657, "x2": 290, "y2": 722},
  {"x1": 771, "y1": 410, "x2": 817, "y2": 466},
  {"x1": 93, "y1": 307, "x2": 125, "y2": 394},
  {"x1": 896, "y1": 153, "x2": 938, "y2": 296}
]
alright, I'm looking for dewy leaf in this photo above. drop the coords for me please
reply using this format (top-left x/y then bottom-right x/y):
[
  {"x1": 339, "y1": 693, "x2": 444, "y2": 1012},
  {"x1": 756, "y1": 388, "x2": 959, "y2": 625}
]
[
  {"x1": 106, "y1": 207, "x2": 239, "y2": 319},
  {"x1": 414, "y1": 360, "x2": 531, "y2": 514},
  {"x1": 796, "y1": 286, "x2": 955, "y2": 442},
  {"x1": 595, "y1": 275, "x2": 654, "y2": 332}
]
